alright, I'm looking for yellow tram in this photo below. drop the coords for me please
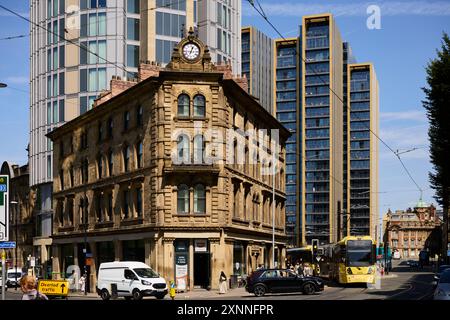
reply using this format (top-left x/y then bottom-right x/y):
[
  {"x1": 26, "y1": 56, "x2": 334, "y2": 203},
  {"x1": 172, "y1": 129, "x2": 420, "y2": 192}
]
[{"x1": 320, "y1": 236, "x2": 377, "y2": 284}]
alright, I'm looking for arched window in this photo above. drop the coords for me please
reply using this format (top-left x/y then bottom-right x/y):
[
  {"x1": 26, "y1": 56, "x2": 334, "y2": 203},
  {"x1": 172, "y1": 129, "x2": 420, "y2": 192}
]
[
  {"x1": 193, "y1": 94, "x2": 206, "y2": 117},
  {"x1": 136, "y1": 141, "x2": 143, "y2": 168},
  {"x1": 193, "y1": 135, "x2": 204, "y2": 164},
  {"x1": 137, "y1": 105, "x2": 143, "y2": 126},
  {"x1": 124, "y1": 111, "x2": 130, "y2": 131},
  {"x1": 108, "y1": 150, "x2": 113, "y2": 176},
  {"x1": 123, "y1": 146, "x2": 131, "y2": 172},
  {"x1": 177, "y1": 184, "x2": 190, "y2": 214},
  {"x1": 178, "y1": 94, "x2": 190, "y2": 117},
  {"x1": 97, "y1": 155, "x2": 103, "y2": 179},
  {"x1": 107, "y1": 117, "x2": 113, "y2": 138},
  {"x1": 177, "y1": 134, "x2": 190, "y2": 164},
  {"x1": 81, "y1": 158, "x2": 89, "y2": 184},
  {"x1": 69, "y1": 165, "x2": 74, "y2": 187},
  {"x1": 194, "y1": 184, "x2": 206, "y2": 214},
  {"x1": 98, "y1": 122, "x2": 103, "y2": 142}
]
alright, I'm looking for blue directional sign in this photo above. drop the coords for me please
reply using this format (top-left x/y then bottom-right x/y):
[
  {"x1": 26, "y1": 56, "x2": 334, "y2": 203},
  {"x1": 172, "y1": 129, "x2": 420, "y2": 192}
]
[
  {"x1": 0, "y1": 241, "x2": 16, "y2": 249},
  {"x1": 0, "y1": 175, "x2": 9, "y2": 241}
]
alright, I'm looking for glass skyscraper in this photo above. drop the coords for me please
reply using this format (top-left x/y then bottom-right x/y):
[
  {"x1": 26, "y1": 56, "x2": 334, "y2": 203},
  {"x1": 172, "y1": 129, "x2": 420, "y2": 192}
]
[
  {"x1": 274, "y1": 38, "x2": 299, "y2": 246},
  {"x1": 29, "y1": 0, "x2": 241, "y2": 266},
  {"x1": 347, "y1": 63, "x2": 379, "y2": 238},
  {"x1": 241, "y1": 26, "x2": 273, "y2": 113},
  {"x1": 274, "y1": 13, "x2": 378, "y2": 246}
]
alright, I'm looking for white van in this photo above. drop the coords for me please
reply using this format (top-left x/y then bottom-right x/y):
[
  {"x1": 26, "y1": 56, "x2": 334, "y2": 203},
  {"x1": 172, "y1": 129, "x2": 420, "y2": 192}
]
[
  {"x1": 7, "y1": 268, "x2": 23, "y2": 288},
  {"x1": 96, "y1": 261, "x2": 168, "y2": 300}
]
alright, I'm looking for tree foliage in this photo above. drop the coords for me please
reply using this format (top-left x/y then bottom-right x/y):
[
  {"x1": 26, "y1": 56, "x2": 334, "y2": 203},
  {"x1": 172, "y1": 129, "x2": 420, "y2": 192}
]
[{"x1": 422, "y1": 33, "x2": 450, "y2": 210}]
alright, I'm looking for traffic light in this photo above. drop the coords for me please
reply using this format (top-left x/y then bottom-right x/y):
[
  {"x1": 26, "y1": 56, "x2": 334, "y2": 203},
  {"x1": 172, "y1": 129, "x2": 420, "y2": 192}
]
[{"x1": 312, "y1": 239, "x2": 319, "y2": 258}]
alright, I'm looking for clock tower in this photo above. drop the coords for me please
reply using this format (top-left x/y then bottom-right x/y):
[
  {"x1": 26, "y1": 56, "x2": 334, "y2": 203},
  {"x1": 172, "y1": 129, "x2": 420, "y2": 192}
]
[{"x1": 166, "y1": 27, "x2": 214, "y2": 72}]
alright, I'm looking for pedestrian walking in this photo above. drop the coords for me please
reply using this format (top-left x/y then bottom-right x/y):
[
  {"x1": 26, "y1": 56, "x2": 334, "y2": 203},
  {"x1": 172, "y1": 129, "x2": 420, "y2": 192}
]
[
  {"x1": 79, "y1": 273, "x2": 87, "y2": 293},
  {"x1": 219, "y1": 271, "x2": 228, "y2": 294},
  {"x1": 20, "y1": 275, "x2": 48, "y2": 300},
  {"x1": 295, "y1": 262, "x2": 302, "y2": 275},
  {"x1": 303, "y1": 263, "x2": 313, "y2": 277}
]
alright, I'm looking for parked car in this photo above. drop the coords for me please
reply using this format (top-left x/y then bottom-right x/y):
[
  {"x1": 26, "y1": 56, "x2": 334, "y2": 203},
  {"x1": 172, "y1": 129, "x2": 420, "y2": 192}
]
[
  {"x1": 433, "y1": 269, "x2": 450, "y2": 300},
  {"x1": 433, "y1": 265, "x2": 450, "y2": 285},
  {"x1": 96, "y1": 261, "x2": 168, "y2": 300},
  {"x1": 6, "y1": 268, "x2": 24, "y2": 288},
  {"x1": 409, "y1": 260, "x2": 419, "y2": 268},
  {"x1": 245, "y1": 269, "x2": 324, "y2": 297}
]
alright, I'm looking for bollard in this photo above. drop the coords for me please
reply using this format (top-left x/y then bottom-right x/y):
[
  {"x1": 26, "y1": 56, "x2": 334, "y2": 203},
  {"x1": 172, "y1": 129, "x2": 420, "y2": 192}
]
[{"x1": 169, "y1": 280, "x2": 176, "y2": 300}]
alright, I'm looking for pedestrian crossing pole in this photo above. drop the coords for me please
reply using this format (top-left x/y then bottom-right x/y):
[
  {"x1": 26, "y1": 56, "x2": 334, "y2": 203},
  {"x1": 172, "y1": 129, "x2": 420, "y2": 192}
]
[{"x1": 1, "y1": 249, "x2": 6, "y2": 300}]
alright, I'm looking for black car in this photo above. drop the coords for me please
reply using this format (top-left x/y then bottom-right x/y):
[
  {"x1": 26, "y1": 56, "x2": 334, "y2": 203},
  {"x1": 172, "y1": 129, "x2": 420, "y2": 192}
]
[
  {"x1": 245, "y1": 269, "x2": 324, "y2": 297},
  {"x1": 434, "y1": 265, "x2": 450, "y2": 283}
]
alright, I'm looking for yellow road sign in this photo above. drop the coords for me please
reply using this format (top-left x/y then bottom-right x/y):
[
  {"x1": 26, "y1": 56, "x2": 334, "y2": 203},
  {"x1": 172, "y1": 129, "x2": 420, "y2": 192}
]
[{"x1": 38, "y1": 280, "x2": 69, "y2": 296}]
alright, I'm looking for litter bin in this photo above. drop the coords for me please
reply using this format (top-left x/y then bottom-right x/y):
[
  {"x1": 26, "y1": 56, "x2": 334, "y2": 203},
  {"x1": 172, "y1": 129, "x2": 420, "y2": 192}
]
[{"x1": 229, "y1": 275, "x2": 238, "y2": 289}]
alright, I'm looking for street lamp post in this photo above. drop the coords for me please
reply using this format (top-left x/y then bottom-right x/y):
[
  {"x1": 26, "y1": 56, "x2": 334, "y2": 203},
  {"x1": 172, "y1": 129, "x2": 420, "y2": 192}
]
[{"x1": 11, "y1": 200, "x2": 18, "y2": 291}]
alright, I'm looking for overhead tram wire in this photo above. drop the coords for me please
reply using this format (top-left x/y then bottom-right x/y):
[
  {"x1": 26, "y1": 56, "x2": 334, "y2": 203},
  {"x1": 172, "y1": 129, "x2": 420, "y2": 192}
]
[
  {"x1": 246, "y1": 0, "x2": 424, "y2": 197},
  {"x1": 0, "y1": 34, "x2": 28, "y2": 40},
  {"x1": 2, "y1": 2, "x2": 424, "y2": 199},
  {"x1": 0, "y1": 4, "x2": 130, "y2": 76}
]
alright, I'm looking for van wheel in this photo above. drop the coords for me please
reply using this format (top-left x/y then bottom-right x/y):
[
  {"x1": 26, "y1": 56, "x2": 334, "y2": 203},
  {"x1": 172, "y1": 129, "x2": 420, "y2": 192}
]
[
  {"x1": 100, "y1": 289, "x2": 111, "y2": 301},
  {"x1": 132, "y1": 289, "x2": 143, "y2": 300}
]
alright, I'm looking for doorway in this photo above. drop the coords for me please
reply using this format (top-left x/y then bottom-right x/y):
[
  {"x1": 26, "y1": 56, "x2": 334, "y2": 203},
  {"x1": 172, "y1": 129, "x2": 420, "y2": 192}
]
[{"x1": 194, "y1": 253, "x2": 210, "y2": 289}]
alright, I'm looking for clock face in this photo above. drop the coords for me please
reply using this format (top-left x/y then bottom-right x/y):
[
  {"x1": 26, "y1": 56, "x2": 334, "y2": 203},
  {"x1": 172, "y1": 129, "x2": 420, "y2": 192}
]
[{"x1": 183, "y1": 43, "x2": 200, "y2": 60}]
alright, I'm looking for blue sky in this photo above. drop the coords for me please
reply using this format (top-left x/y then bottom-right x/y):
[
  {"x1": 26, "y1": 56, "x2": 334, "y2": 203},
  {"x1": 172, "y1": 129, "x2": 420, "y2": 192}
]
[{"x1": 0, "y1": 0, "x2": 449, "y2": 217}]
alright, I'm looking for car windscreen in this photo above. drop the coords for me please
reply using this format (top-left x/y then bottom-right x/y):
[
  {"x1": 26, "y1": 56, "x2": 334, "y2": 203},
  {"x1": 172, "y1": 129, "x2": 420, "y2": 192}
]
[
  {"x1": 440, "y1": 271, "x2": 450, "y2": 283},
  {"x1": 133, "y1": 268, "x2": 159, "y2": 278}
]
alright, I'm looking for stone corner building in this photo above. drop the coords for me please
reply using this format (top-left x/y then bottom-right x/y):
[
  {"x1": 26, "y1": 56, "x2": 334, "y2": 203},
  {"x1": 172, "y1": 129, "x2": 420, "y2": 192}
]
[
  {"x1": 383, "y1": 200, "x2": 442, "y2": 259},
  {"x1": 48, "y1": 31, "x2": 290, "y2": 292}
]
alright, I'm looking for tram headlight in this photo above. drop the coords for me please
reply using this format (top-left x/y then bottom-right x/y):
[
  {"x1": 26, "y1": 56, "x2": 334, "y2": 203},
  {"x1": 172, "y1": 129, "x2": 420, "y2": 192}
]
[
  {"x1": 368, "y1": 267, "x2": 373, "y2": 274},
  {"x1": 347, "y1": 268, "x2": 352, "y2": 275}
]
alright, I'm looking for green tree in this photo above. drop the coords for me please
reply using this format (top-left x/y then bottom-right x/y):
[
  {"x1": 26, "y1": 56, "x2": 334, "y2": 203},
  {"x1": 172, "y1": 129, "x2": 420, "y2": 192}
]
[{"x1": 422, "y1": 33, "x2": 450, "y2": 261}]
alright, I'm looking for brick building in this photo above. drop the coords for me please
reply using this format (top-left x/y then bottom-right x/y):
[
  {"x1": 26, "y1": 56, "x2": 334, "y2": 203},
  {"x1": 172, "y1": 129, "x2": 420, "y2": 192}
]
[{"x1": 47, "y1": 31, "x2": 290, "y2": 292}]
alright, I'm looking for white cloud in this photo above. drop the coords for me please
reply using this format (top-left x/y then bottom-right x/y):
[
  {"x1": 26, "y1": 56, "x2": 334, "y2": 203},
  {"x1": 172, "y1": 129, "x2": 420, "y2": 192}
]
[
  {"x1": 4, "y1": 76, "x2": 29, "y2": 85},
  {"x1": 243, "y1": 1, "x2": 450, "y2": 17},
  {"x1": 380, "y1": 110, "x2": 427, "y2": 122},
  {"x1": 379, "y1": 124, "x2": 429, "y2": 159}
]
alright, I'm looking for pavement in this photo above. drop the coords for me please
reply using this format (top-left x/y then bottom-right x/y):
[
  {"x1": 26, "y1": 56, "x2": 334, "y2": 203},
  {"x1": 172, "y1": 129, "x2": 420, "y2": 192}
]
[{"x1": 2, "y1": 260, "x2": 436, "y2": 300}]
